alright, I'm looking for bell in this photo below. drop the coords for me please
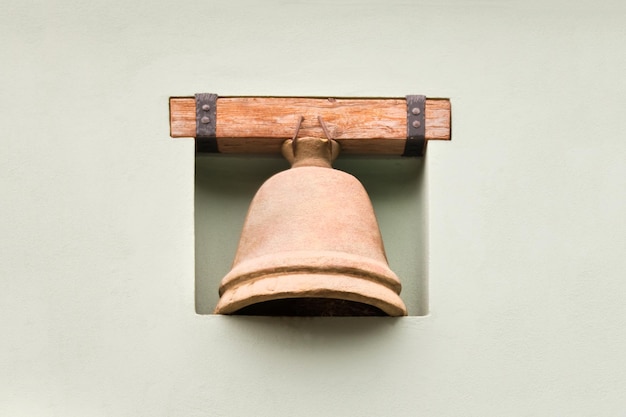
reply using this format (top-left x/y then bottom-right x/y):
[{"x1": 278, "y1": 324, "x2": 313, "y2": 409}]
[{"x1": 214, "y1": 135, "x2": 408, "y2": 316}]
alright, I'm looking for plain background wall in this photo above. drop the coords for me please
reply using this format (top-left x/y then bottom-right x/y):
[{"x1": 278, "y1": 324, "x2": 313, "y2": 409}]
[{"x1": 1, "y1": 0, "x2": 625, "y2": 416}]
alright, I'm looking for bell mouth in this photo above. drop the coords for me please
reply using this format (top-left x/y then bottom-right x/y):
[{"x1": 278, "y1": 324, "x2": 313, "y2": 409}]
[
  {"x1": 216, "y1": 251, "x2": 407, "y2": 316},
  {"x1": 233, "y1": 297, "x2": 386, "y2": 317},
  {"x1": 214, "y1": 269, "x2": 407, "y2": 317}
]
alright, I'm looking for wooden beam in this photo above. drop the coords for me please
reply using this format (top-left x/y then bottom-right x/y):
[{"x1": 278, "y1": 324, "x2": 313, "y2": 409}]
[{"x1": 169, "y1": 96, "x2": 450, "y2": 155}]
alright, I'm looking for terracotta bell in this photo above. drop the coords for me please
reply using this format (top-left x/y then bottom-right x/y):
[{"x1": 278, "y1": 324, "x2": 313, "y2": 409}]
[{"x1": 214, "y1": 136, "x2": 408, "y2": 316}]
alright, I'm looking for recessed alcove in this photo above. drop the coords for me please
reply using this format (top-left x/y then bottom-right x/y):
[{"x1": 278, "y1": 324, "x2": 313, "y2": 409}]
[{"x1": 194, "y1": 154, "x2": 428, "y2": 316}]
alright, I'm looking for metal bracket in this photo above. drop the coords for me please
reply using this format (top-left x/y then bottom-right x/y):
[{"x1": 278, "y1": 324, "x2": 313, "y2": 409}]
[
  {"x1": 403, "y1": 95, "x2": 426, "y2": 157},
  {"x1": 195, "y1": 93, "x2": 218, "y2": 153}
]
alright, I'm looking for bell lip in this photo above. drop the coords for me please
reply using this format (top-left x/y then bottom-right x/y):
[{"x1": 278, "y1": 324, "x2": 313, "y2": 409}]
[
  {"x1": 214, "y1": 272, "x2": 408, "y2": 317},
  {"x1": 220, "y1": 250, "x2": 402, "y2": 295}
]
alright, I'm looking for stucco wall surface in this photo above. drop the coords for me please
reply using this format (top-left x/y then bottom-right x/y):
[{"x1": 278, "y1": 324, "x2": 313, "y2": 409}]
[{"x1": 1, "y1": 0, "x2": 626, "y2": 416}]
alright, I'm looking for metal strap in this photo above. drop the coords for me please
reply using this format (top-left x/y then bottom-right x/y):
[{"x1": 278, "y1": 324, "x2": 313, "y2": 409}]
[
  {"x1": 195, "y1": 93, "x2": 218, "y2": 152},
  {"x1": 403, "y1": 95, "x2": 426, "y2": 156}
]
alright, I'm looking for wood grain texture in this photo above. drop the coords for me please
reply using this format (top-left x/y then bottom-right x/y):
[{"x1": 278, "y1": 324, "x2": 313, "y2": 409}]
[{"x1": 169, "y1": 96, "x2": 450, "y2": 155}]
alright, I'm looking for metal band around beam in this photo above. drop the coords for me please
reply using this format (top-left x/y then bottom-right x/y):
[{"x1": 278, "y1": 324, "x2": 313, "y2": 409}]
[
  {"x1": 195, "y1": 93, "x2": 218, "y2": 153},
  {"x1": 403, "y1": 95, "x2": 426, "y2": 156}
]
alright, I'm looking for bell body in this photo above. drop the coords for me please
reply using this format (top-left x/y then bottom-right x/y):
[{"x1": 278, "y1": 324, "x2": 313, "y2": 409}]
[{"x1": 214, "y1": 137, "x2": 407, "y2": 316}]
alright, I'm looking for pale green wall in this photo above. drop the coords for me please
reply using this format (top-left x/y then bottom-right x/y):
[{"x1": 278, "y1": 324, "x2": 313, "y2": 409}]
[{"x1": 2, "y1": 0, "x2": 626, "y2": 416}]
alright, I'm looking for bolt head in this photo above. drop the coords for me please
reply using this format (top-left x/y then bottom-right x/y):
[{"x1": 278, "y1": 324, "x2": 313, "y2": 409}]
[
  {"x1": 412, "y1": 120, "x2": 421, "y2": 128},
  {"x1": 201, "y1": 116, "x2": 210, "y2": 124},
  {"x1": 411, "y1": 107, "x2": 421, "y2": 115},
  {"x1": 202, "y1": 104, "x2": 211, "y2": 111}
]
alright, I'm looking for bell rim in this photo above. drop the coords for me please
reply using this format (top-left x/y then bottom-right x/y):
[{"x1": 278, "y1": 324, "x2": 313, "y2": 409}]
[
  {"x1": 220, "y1": 250, "x2": 402, "y2": 295},
  {"x1": 214, "y1": 272, "x2": 408, "y2": 317}
]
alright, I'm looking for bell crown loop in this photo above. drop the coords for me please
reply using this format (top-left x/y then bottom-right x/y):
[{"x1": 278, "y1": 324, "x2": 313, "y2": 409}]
[{"x1": 282, "y1": 137, "x2": 340, "y2": 168}]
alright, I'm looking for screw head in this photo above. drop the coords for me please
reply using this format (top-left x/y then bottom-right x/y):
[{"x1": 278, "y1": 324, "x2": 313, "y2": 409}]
[
  {"x1": 202, "y1": 104, "x2": 211, "y2": 111},
  {"x1": 201, "y1": 116, "x2": 210, "y2": 124},
  {"x1": 411, "y1": 107, "x2": 421, "y2": 115},
  {"x1": 412, "y1": 120, "x2": 421, "y2": 128}
]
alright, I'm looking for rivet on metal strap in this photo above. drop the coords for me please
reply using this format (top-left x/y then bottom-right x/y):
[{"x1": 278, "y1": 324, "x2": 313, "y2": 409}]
[
  {"x1": 403, "y1": 95, "x2": 426, "y2": 157},
  {"x1": 195, "y1": 93, "x2": 218, "y2": 153}
]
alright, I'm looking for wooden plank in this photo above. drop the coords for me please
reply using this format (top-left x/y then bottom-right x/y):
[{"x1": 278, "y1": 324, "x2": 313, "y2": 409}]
[
  {"x1": 169, "y1": 97, "x2": 196, "y2": 138},
  {"x1": 169, "y1": 96, "x2": 450, "y2": 155}
]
